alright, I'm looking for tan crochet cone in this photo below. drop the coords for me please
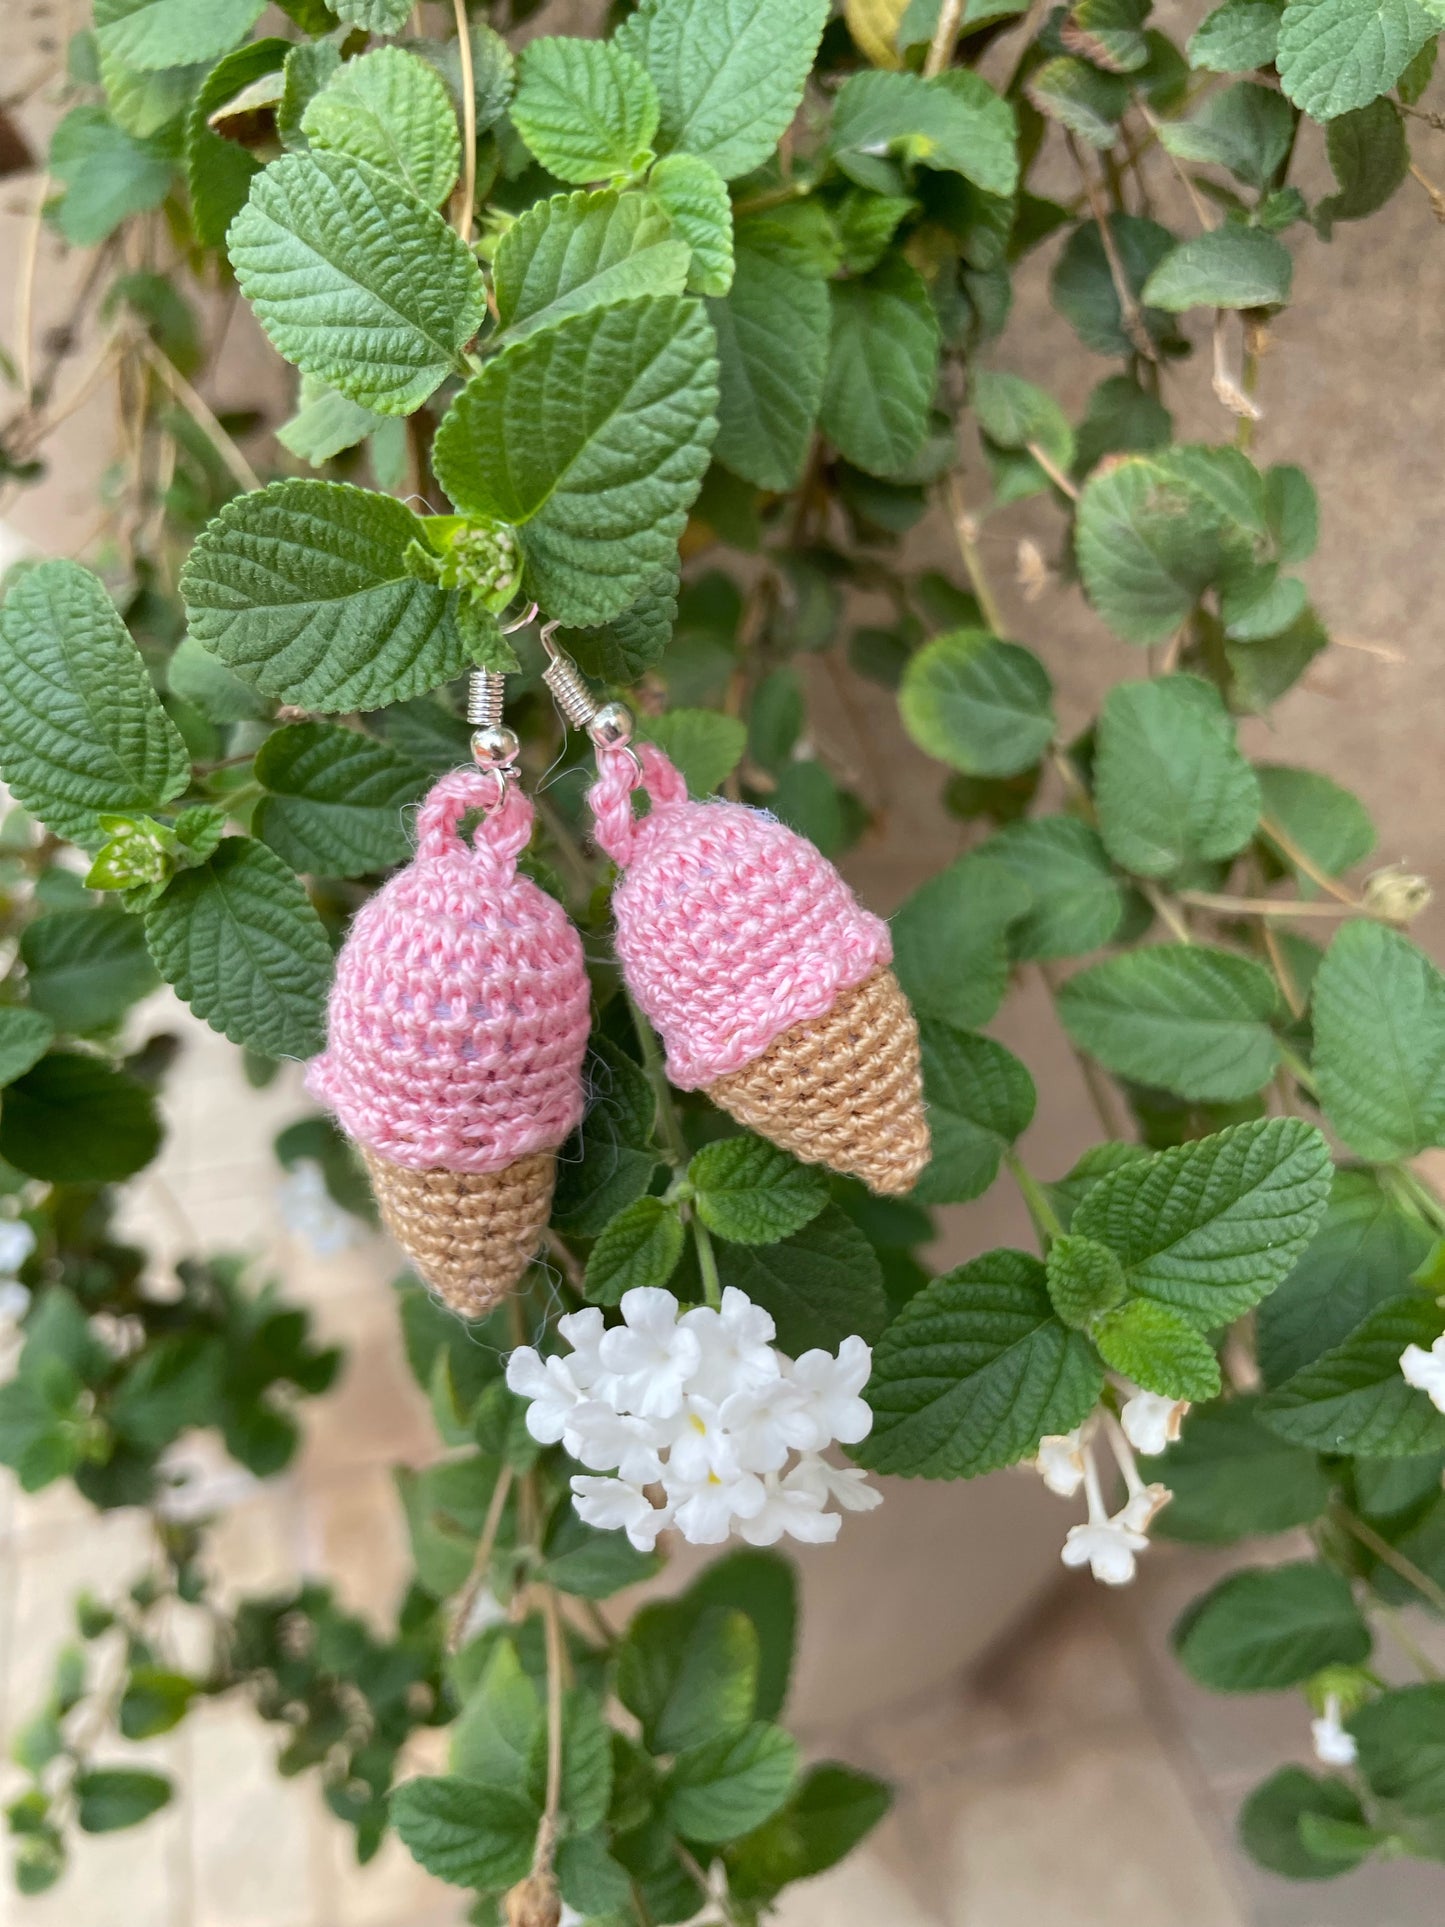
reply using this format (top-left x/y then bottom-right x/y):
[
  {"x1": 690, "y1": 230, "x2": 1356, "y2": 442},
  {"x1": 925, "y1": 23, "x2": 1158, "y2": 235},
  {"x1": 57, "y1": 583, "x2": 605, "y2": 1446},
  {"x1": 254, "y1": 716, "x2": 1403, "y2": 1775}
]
[
  {"x1": 707, "y1": 967, "x2": 930, "y2": 1196},
  {"x1": 362, "y1": 1148, "x2": 555, "y2": 1317}
]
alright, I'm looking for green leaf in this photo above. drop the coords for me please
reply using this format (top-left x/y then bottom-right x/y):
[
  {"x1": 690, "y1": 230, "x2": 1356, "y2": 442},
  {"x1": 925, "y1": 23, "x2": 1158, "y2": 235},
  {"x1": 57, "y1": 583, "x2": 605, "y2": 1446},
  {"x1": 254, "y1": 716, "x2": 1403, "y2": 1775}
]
[
  {"x1": 707, "y1": 222, "x2": 830, "y2": 491},
  {"x1": 889, "y1": 852, "x2": 1032, "y2": 1028},
  {"x1": 94, "y1": 0, "x2": 263, "y2": 71},
  {"x1": 144, "y1": 838, "x2": 332, "y2": 1059},
  {"x1": 74, "y1": 1767, "x2": 173, "y2": 1834},
  {"x1": 1312, "y1": 921, "x2": 1445, "y2": 1160},
  {"x1": 1144, "y1": 1396, "x2": 1331, "y2": 1543},
  {"x1": 47, "y1": 105, "x2": 174, "y2": 246},
  {"x1": 1057, "y1": 945, "x2": 1281, "y2": 1103},
  {"x1": 228, "y1": 150, "x2": 486, "y2": 414},
  {"x1": 1255, "y1": 764, "x2": 1375, "y2": 884},
  {"x1": 302, "y1": 47, "x2": 461, "y2": 208},
  {"x1": 277, "y1": 38, "x2": 340, "y2": 151},
  {"x1": 20, "y1": 908, "x2": 159, "y2": 1033},
  {"x1": 540, "y1": 1504, "x2": 661, "y2": 1598},
  {"x1": 617, "y1": 0, "x2": 831, "y2": 182},
  {"x1": 858, "y1": 1248, "x2": 1104, "y2": 1478},
  {"x1": 511, "y1": 36, "x2": 658, "y2": 185},
  {"x1": 972, "y1": 370, "x2": 1074, "y2": 472},
  {"x1": 253, "y1": 722, "x2": 430, "y2": 878},
  {"x1": 821, "y1": 257, "x2": 940, "y2": 479},
  {"x1": 913, "y1": 1023, "x2": 1036, "y2": 1206},
  {"x1": 1050, "y1": 215, "x2": 1181, "y2": 359},
  {"x1": 831, "y1": 68, "x2": 1019, "y2": 197},
  {"x1": 0, "y1": 1009, "x2": 56, "y2": 1088},
  {"x1": 452, "y1": 1639, "x2": 542, "y2": 1789},
  {"x1": 1158, "y1": 81, "x2": 1294, "y2": 188},
  {"x1": 184, "y1": 39, "x2": 290, "y2": 253},
  {"x1": 1174, "y1": 1562, "x2": 1370, "y2": 1692},
  {"x1": 983, "y1": 818, "x2": 1127, "y2": 961},
  {"x1": 690, "y1": 1136, "x2": 829, "y2": 1245},
  {"x1": 1045, "y1": 1233, "x2": 1127, "y2": 1329},
  {"x1": 389, "y1": 1774, "x2": 536, "y2": 1890},
  {"x1": 1189, "y1": 0, "x2": 1284, "y2": 72},
  {"x1": 715, "y1": 1206, "x2": 889, "y2": 1354},
  {"x1": 1319, "y1": 98, "x2": 1410, "y2": 232},
  {"x1": 118, "y1": 1668, "x2": 197, "y2": 1741},
  {"x1": 638, "y1": 708, "x2": 746, "y2": 794},
  {"x1": 493, "y1": 190, "x2": 690, "y2": 345},
  {"x1": 1240, "y1": 1767, "x2": 1372, "y2": 1879},
  {"x1": 583, "y1": 1197, "x2": 685, "y2": 1303},
  {"x1": 529, "y1": 1689, "x2": 612, "y2": 1834},
  {"x1": 618, "y1": 1601, "x2": 759, "y2": 1752},
  {"x1": 1072, "y1": 1116, "x2": 1334, "y2": 1329},
  {"x1": 650, "y1": 152, "x2": 734, "y2": 295},
  {"x1": 1141, "y1": 226, "x2": 1293, "y2": 311},
  {"x1": 333, "y1": 0, "x2": 413, "y2": 26},
  {"x1": 1258, "y1": 1169, "x2": 1434, "y2": 1387},
  {"x1": 1092, "y1": 1298, "x2": 1223, "y2": 1400},
  {"x1": 1074, "y1": 372, "x2": 1174, "y2": 475},
  {"x1": 666, "y1": 1724, "x2": 800, "y2": 1843},
  {"x1": 432, "y1": 296, "x2": 718, "y2": 627},
  {"x1": 0, "y1": 1054, "x2": 162, "y2": 1184},
  {"x1": 275, "y1": 376, "x2": 387, "y2": 468},
  {"x1": 727, "y1": 1762, "x2": 892, "y2": 1900},
  {"x1": 1063, "y1": 0, "x2": 1151, "y2": 69},
  {"x1": 562, "y1": 565, "x2": 680, "y2": 682},
  {"x1": 683, "y1": 1550, "x2": 797, "y2": 1724},
  {"x1": 1258, "y1": 1294, "x2": 1445, "y2": 1457},
  {"x1": 553, "y1": 1036, "x2": 661, "y2": 1236},
  {"x1": 179, "y1": 480, "x2": 475, "y2": 711},
  {"x1": 1351, "y1": 1684, "x2": 1445, "y2": 1818},
  {"x1": 1277, "y1": 0, "x2": 1434, "y2": 120},
  {"x1": 899, "y1": 630, "x2": 1054, "y2": 779},
  {"x1": 1094, "y1": 675, "x2": 1260, "y2": 874},
  {"x1": 0, "y1": 561, "x2": 189, "y2": 847},
  {"x1": 1076, "y1": 460, "x2": 1251, "y2": 645},
  {"x1": 415, "y1": 22, "x2": 515, "y2": 137}
]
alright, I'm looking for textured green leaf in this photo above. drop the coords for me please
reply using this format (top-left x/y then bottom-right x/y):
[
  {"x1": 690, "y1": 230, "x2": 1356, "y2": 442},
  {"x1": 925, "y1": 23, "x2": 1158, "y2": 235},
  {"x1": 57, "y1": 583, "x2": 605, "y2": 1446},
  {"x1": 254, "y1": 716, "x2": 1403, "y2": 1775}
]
[
  {"x1": 179, "y1": 480, "x2": 475, "y2": 711},
  {"x1": 821, "y1": 256, "x2": 939, "y2": 478},
  {"x1": 1158, "y1": 81, "x2": 1294, "y2": 188},
  {"x1": 683, "y1": 1551, "x2": 797, "y2": 1723},
  {"x1": 74, "y1": 1767, "x2": 173, "y2": 1833},
  {"x1": 390, "y1": 1774, "x2": 536, "y2": 1891},
  {"x1": 1094, "y1": 675, "x2": 1260, "y2": 874},
  {"x1": 451, "y1": 1640, "x2": 541, "y2": 1789},
  {"x1": 0, "y1": 1054, "x2": 162, "y2": 1184},
  {"x1": 1144, "y1": 1396, "x2": 1331, "y2": 1543},
  {"x1": 414, "y1": 23, "x2": 515, "y2": 137},
  {"x1": 1027, "y1": 55, "x2": 1129, "y2": 147},
  {"x1": 1258, "y1": 1295, "x2": 1445, "y2": 1456},
  {"x1": 529, "y1": 1689, "x2": 613, "y2": 1834},
  {"x1": 1072, "y1": 1117, "x2": 1334, "y2": 1328},
  {"x1": 1256, "y1": 764, "x2": 1376, "y2": 884},
  {"x1": 1174, "y1": 1563, "x2": 1370, "y2": 1692},
  {"x1": 540, "y1": 1505, "x2": 661, "y2": 1598},
  {"x1": 983, "y1": 818, "x2": 1126, "y2": 961},
  {"x1": 302, "y1": 47, "x2": 461, "y2": 208},
  {"x1": 144, "y1": 839, "x2": 333, "y2": 1058},
  {"x1": 913, "y1": 1023, "x2": 1036, "y2": 1206},
  {"x1": 1277, "y1": 0, "x2": 1435, "y2": 119},
  {"x1": 666, "y1": 1724, "x2": 799, "y2": 1843},
  {"x1": 561, "y1": 565, "x2": 679, "y2": 682},
  {"x1": 1142, "y1": 226, "x2": 1293, "y2": 311},
  {"x1": 275, "y1": 376, "x2": 387, "y2": 467},
  {"x1": 1075, "y1": 373, "x2": 1174, "y2": 475},
  {"x1": 583, "y1": 1197, "x2": 685, "y2": 1303},
  {"x1": 1189, "y1": 0, "x2": 1284, "y2": 71},
  {"x1": 552, "y1": 1036, "x2": 660, "y2": 1237},
  {"x1": 1063, "y1": 0, "x2": 1151, "y2": 69},
  {"x1": 277, "y1": 38, "x2": 340, "y2": 151},
  {"x1": 511, "y1": 36, "x2": 659, "y2": 184},
  {"x1": 253, "y1": 722, "x2": 430, "y2": 878},
  {"x1": 640, "y1": 709, "x2": 747, "y2": 794},
  {"x1": 0, "y1": 1009, "x2": 56, "y2": 1089},
  {"x1": 1057, "y1": 945, "x2": 1281, "y2": 1103},
  {"x1": 859, "y1": 1248, "x2": 1103, "y2": 1477},
  {"x1": 1050, "y1": 214, "x2": 1181, "y2": 359},
  {"x1": 690, "y1": 1136, "x2": 829, "y2": 1245},
  {"x1": 94, "y1": 0, "x2": 262, "y2": 71},
  {"x1": 899, "y1": 629, "x2": 1054, "y2": 777},
  {"x1": 1045, "y1": 1233, "x2": 1127, "y2": 1329},
  {"x1": 1351, "y1": 1684, "x2": 1445, "y2": 1817},
  {"x1": 618, "y1": 1601, "x2": 759, "y2": 1753},
  {"x1": 228, "y1": 151, "x2": 486, "y2": 414},
  {"x1": 1076, "y1": 459, "x2": 1253, "y2": 644},
  {"x1": 973, "y1": 369, "x2": 1075, "y2": 471},
  {"x1": 1312, "y1": 920, "x2": 1445, "y2": 1160},
  {"x1": 333, "y1": 0, "x2": 413, "y2": 26},
  {"x1": 1258, "y1": 1169, "x2": 1434, "y2": 1387},
  {"x1": 1318, "y1": 99, "x2": 1409, "y2": 232},
  {"x1": 650, "y1": 152, "x2": 734, "y2": 295},
  {"x1": 1092, "y1": 1298, "x2": 1223, "y2": 1400},
  {"x1": 101, "y1": 46, "x2": 209, "y2": 139},
  {"x1": 831, "y1": 68, "x2": 1019, "y2": 197},
  {"x1": 0, "y1": 561, "x2": 189, "y2": 846},
  {"x1": 889, "y1": 853, "x2": 1031, "y2": 1029},
  {"x1": 727, "y1": 1763, "x2": 892, "y2": 1901},
  {"x1": 185, "y1": 41, "x2": 291, "y2": 254},
  {"x1": 493, "y1": 190, "x2": 690, "y2": 345},
  {"x1": 1239, "y1": 1768, "x2": 1372, "y2": 1879},
  {"x1": 21, "y1": 908, "x2": 159, "y2": 1034},
  {"x1": 47, "y1": 105, "x2": 173, "y2": 245},
  {"x1": 715, "y1": 1206, "x2": 888, "y2": 1354},
  {"x1": 617, "y1": 0, "x2": 831, "y2": 182},
  {"x1": 432, "y1": 297, "x2": 718, "y2": 626},
  {"x1": 707, "y1": 221, "x2": 829, "y2": 490}
]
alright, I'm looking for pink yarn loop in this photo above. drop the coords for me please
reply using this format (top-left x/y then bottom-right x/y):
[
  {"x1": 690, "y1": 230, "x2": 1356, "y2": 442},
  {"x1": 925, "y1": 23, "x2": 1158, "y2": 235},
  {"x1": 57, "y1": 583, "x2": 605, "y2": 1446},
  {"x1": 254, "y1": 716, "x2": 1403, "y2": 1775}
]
[
  {"x1": 414, "y1": 766, "x2": 534, "y2": 877},
  {"x1": 587, "y1": 744, "x2": 687, "y2": 865}
]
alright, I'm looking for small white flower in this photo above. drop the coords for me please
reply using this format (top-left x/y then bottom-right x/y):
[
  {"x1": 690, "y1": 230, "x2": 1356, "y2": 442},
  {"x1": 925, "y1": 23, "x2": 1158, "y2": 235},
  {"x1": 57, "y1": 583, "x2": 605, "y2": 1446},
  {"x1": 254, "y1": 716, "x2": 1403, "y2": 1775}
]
[
  {"x1": 1115, "y1": 1482, "x2": 1172, "y2": 1534},
  {"x1": 668, "y1": 1469, "x2": 768, "y2": 1544},
  {"x1": 1061, "y1": 1518, "x2": 1149, "y2": 1585},
  {"x1": 570, "y1": 1475, "x2": 672, "y2": 1551},
  {"x1": 785, "y1": 1335, "x2": 874, "y2": 1449},
  {"x1": 559, "y1": 1907, "x2": 585, "y2": 1927},
  {"x1": 1312, "y1": 1694, "x2": 1358, "y2": 1768},
  {"x1": 561, "y1": 1399, "x2": 666, "y2": 1485},
  {"x1": 0, "y1": 1220, "x2": 36, "y2": 1275},
  {"x1": 505, "y1": 1347, "x2": 585, "y2": 1446},
  {"x1": 1120, "y1": 1390, "x2": 1189, "y2": 1456},
  {"x1": 680, "y1": 1287, "x2": 781, "y2": 1402},
  {"x1": 597, "y1": 1288, "x2": 702, "y2": 1419},
  {"x1": 277, "y1": 1159, "x2": 357, "y2": 1259},
  {"x1": 1036, "y1": 1429, "x2": 1087, "y2": 1497},
  {"x1": 785, "y1": 1453, "x2": 883, "y2": 1514},
  {"x1": 738, "y1": 1466, "x2": 842, "y2": 1547},
  {"x1": 667, "y1": 1396, "x2": 746, "y2": 1485},
  {"x1": 0, "y1": 1279, "x2": 30, "y2": 1323},
  {"x1": 555, "y1": 1306, "x2": 610, "y2": 1392},
  {"x1": 1400, "y1": 1338, "x2": 1445, "y2": 1415}
]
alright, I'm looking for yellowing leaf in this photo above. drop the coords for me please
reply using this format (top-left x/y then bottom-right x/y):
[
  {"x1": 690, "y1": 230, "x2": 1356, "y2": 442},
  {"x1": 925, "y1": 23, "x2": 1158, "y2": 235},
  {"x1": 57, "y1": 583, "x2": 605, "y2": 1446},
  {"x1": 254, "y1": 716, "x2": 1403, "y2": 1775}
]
[{"x1": 845, "y1": 0, "x2": 911, "y2": 67}]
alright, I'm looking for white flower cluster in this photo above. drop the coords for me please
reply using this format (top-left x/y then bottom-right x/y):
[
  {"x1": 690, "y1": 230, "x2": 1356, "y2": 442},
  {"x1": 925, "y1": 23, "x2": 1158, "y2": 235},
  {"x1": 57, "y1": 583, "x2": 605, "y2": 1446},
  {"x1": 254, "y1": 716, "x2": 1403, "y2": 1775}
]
[
  {"x1": 1034, "y1": 1389, "x2": 1184, "y2": 1586},
  {"x1": 505, "y1": 1286, "x2": 882, "y2": 1551},
  {"x1": 0, "y1": 1219, "x2": 35, "y2": 1324},
  {"x1": 1400, "y1": 1334, "x2": 1445, "y2": 1414}
]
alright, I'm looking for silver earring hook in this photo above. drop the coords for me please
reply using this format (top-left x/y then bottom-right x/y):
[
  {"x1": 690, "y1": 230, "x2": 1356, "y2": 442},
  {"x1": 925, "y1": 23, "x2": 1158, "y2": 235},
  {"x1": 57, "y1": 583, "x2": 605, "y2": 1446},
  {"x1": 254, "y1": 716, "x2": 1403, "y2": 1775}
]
[{"x1": 538, "y1": 623, "x2": 635, "y2": 757}]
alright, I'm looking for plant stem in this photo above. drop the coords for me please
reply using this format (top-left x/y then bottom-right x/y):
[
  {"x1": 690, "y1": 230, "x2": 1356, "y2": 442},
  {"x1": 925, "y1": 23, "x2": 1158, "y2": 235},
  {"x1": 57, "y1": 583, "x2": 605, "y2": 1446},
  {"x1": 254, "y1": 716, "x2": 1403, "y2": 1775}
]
[
  {"x1": 1374, "y1": 1600, "x2": 1443, "y2": 1680},
  {"x1": 452, "y1": 0, "x2": 477, "y2": 243},
  {"x1": 1257, "y1": 815, "x2": 1359, "y2": 907},
  {"x1": 692, "y1": 1216, "x2": 723, "y2": 1311},
  {"x1": 923, "y1": 0, "x2": 966, "y2": 75},
  {"x1": 1274, "y1": 1039, "x2": 1318, "y2": 1097},
  {"x1": 448, "y1": 1462, "x2": 515, "y2": 1654},
  {"x1": 1383, "y1": 1163, "x2": 1445, "y2": 1239},
  {"x1": 1177, "y1": 889, "x2": 1359, "y2": 921},
  {"x1": 1334, "y1": 1504, "x2": 1445, "y2": 1616},
  {"x1": 138, "y1": 333, "x2": 261, "y2": 494},
  {"x1": 532, "y1": 1582, "x2": 566, "y2": 1879},
  {"x1": 1141, "y1": 880, "x2": 1193, "y2": 944},
  {"x1": 624, "y1": 988, "x2": 689, "y2": 1168},
  {"x1": 943, "y1": 471, "x2": 1006, "y2": 634},
  {"x1": 1004, "y1": 1148, "x2": 1064, "y2": 1247}
]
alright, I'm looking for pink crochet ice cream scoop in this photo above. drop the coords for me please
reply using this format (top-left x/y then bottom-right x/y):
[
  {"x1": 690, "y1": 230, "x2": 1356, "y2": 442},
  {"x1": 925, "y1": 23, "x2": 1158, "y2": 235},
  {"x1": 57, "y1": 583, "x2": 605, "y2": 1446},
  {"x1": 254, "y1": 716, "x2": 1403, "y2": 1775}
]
[
  {"x1": 308, "y1": 767, "x2": 590, "y2": 1314},
  {"x1": 588, "y1": 743, "x2": 929, "y2": 1196}
]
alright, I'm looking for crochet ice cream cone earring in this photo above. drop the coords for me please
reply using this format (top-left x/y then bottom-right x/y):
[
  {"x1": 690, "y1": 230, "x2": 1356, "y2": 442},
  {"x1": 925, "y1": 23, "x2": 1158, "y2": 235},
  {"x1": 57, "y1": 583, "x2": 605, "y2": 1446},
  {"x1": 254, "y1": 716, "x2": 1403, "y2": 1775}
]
[
  {"x1": 540, "y1": 631, "x2": 931, "y2": 1198},
  {"x1": 307, "y1": 649, "x2": 591, "y2": 1316}
]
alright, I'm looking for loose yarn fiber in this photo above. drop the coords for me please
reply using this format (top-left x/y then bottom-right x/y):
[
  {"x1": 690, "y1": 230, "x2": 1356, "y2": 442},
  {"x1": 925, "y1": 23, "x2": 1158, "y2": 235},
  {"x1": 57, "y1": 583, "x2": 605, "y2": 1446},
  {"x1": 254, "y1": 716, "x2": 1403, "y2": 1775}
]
[
  {"x1": 588, "y1": 744, "x2": 930, "y2": 1195},
  {"x1": 308, "y1": 767, "x2": 590, "y2": 1313}
]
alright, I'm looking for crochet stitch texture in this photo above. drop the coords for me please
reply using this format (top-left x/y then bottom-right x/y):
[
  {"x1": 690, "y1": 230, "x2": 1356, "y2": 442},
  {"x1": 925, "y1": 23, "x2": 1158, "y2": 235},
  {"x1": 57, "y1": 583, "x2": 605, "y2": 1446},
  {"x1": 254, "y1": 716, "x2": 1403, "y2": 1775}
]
[
  {"x1": 587, "y1": 743, "x2": 893, "y2": 1088},
  {"x1": 307, "y1": 767, "x2": 590, "y2": 1173}
]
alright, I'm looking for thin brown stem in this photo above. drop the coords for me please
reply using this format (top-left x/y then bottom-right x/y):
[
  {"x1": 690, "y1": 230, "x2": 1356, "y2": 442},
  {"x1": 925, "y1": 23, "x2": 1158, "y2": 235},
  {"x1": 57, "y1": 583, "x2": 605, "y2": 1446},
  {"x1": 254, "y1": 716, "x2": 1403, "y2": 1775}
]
[
  {"x1": 923, "y1": 0, "x2": 966, "y2": 75},
  {"x1": 1141, "y1": 880, "x2": 1193, "y2": 944},
  {"x1": 1067, "y1": 134, "x2": 1157, "y2": 361},
  {"x1": 447, "y1": 1463, "x2": 515, "y2": 1654},
  {"x1": 1026, "y1": 440, "x2": 1080, "y2": 500},
  {"x1": 1177, "y1": 889, "x2": 1361, "y2": 921},
  {"x1": 452, "y1": 0, "x2": 478, "y2": 242},
  {"x1": 13, "y1": 171, "x2": 47, "y2": 401},
  {"x1": 532, "y1": 1584, "x2": 566, "y2": 1878},
  {"x1": 1257, "y1": 815, "x2": 1358, "y2": 906},
  {"x1": 943, "y1": 472, "x2": 1006, "y2": 634},
  {"x1": 138, "y1": 333, "x2": 262, "y2": 493}
]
